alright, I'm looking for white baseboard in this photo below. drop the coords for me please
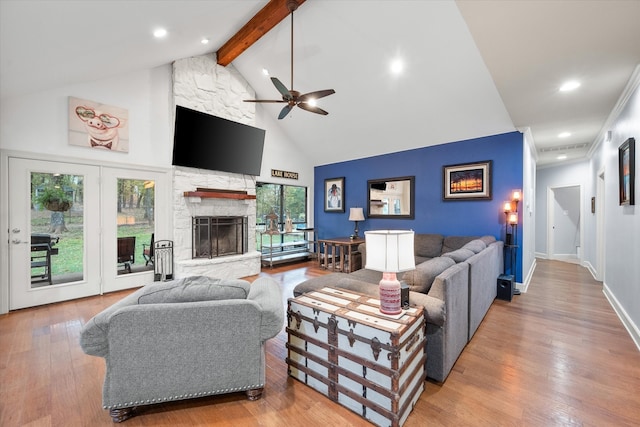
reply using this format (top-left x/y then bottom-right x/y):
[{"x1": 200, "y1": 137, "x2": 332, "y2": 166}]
[
  {"x1": 603, "y1": 282, "x2": 640, "y2": 352},
  {"x1": 534, "y1": 251, "x2": 547, "y2": 259},
  {"x1": 583, "y1": 260, "x2": 597, "y2": 280},
  {"x1": 517, "y1": 257, "x2": 536, "y2": 293}
]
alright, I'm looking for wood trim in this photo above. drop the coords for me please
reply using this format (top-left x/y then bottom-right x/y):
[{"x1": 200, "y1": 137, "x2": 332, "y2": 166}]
[
  {"x1": 183, "y1": 191, "x2": 256, "y2": 200},
  {"x1": 216, "y1": 0, "x2": 306, "y2": 66}
]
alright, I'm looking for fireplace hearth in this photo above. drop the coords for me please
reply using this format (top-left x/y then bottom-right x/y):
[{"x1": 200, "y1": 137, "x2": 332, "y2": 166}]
[{"x1": 192, "y1": 216, "x2": 248, "y2": 259}]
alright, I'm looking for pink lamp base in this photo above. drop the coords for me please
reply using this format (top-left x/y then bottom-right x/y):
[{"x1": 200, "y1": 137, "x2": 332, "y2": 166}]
[{"x1": 379, "y1": 272, "x2": 402, "y2": 315}]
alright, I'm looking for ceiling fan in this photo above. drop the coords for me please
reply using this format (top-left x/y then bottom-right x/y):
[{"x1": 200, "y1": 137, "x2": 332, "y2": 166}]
[{"x1": 244, "y1": 0, "x2": 335, "y2": 119}]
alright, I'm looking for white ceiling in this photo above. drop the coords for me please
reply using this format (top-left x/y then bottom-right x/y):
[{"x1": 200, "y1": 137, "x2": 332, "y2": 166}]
[{"x1": 1, "y1": 0, "x2": 639, "y2": 167}]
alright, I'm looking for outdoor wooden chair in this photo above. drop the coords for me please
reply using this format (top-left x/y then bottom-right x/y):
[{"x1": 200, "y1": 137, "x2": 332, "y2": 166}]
[
  {"x1": 142, "y1": 233, "x2": 154, "y2": 266},
  {"x1": 117, "y1": 236, "x2": 136, "y2": 273}
]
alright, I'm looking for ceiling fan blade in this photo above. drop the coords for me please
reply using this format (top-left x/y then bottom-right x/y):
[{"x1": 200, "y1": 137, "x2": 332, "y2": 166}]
[
  {"x1": 298, "y1": 89, "x2": 335, "y2": 103},
  {"x1": 278, "y1": 104, "x2": 294, "y2": 120},
  {"x1": 298, "y1": 103, "x2": 329, "y2": 116},
  {"x1": 271, "y1": 77, "x2": 292, "y2": 100},
  {"x1": 244, "y1": 99, "x2": 287, "y2": 103}
]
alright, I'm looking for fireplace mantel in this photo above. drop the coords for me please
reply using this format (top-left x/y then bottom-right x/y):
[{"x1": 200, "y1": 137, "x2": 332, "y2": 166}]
[{"x1": 183, "y1": 191, "x2": 257, "y2": 200}]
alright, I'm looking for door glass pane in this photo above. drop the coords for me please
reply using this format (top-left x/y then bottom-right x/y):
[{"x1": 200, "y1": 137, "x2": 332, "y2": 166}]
[
  {"x1": 257, "y1": 183, "x2": 282, "y2": 246},
  {"x1": 31, "y1": 172, "x2": 84, "y2": 287},
  {"x1": 116, "y1": 178, "x2": 155, "y2": 274}
]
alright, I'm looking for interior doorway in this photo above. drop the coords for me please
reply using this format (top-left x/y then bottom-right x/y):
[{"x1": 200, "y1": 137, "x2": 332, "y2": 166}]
[{"x1": 547, "y1": 184, "x2": 582, "y2": 264}]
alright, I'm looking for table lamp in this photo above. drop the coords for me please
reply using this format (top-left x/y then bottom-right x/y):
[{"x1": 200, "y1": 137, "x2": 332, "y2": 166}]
[
  {"x1": 364, "y1": 230, "x2": 415, "y2": 315},
  {"x1": 348, "y1": 207, "x2": 365, "y2": 238}
]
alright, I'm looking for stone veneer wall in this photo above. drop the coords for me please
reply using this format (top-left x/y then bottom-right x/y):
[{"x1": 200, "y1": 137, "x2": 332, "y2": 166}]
[{"x1": 172, "y1": 54, "x2": 261, "y2": 279}]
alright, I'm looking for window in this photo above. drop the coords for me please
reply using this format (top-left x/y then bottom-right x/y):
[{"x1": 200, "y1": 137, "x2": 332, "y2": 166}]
[{"x1": 256, "y1": 182, "x2": 307, "y2": 244}]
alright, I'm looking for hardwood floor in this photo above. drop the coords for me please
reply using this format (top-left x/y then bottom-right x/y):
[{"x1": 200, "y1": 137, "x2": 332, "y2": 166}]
[{"x1": 1, "y1": 259, "x2": 639, "y2": 426}]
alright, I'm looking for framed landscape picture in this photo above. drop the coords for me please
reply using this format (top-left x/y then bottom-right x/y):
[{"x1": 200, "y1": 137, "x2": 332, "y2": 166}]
[
  {"x1": 443, "y1": 160, "x2": 492, "y2": 200},
  {"x1": 618, "y1": 137, "x2": 635, "y2": 206},
  {"x1": 325, "y1": 177, "x2": 345, "y2": 212}
]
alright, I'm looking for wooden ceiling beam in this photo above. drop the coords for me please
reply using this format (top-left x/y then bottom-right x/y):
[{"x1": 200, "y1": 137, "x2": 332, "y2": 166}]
[{"x1": 216, "y1": 0, "x2": 305, "y2": 66}]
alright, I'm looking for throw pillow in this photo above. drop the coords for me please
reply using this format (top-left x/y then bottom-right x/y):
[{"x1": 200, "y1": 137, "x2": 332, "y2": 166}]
[
  {"x1": 401, "y1": 256, "x2": 455, "y2": 294},
  {"x1": 462, "y1": 239, "x2": 486, "y2": 254},
  {"x1": 442, "y1": 248, "x2": 475, "y2": 263}
]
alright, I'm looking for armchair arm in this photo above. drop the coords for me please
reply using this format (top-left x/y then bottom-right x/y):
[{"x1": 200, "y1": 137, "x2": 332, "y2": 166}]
[{"x1": 247, "y1": 277, "x2": 284, "y2": 341}]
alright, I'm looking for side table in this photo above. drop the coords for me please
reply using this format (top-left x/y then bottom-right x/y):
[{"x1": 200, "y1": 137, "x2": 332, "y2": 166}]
[{"x1": 317, "y1": 236, "x2": 365, "y2": 273}]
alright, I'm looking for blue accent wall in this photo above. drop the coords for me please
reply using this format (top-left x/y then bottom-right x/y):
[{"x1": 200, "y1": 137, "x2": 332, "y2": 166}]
[{"x1": 314, "y1": 131, "x2": 524, "y2": 280}]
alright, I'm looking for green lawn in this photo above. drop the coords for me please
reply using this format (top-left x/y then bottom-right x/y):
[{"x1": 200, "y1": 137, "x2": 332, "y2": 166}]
[{"x1": 31, "y1": 208, "x2": 153, "y2": 276}]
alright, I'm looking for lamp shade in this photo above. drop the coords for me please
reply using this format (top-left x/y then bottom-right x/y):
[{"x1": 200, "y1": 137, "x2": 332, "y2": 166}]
[
  {"x1": 508, "y1": 213, "x2": 518, "y2": 225},
  {"x1": 364, "y1": 230, "x2": 415, "y2": 272},
  {"x1": 349, "y1": 207, "x2": 365, "y2": 221}
]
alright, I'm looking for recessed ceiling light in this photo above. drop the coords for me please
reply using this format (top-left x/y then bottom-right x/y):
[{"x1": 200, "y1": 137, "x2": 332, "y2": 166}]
[
  {"x1": 558, "y1": 132, "x2": 571, "y2": 138},
  {"x1": 262, "y1": 68, "x2": 270, "y2": 76},
  {"x1": 390, "y1": 59, "x2": 404, "y2": 75},
  {"x1": 201, "y1": 38, "x2": 210, "y2": 45},
  {"x1": 557, "y1": 154, "x2": 567, "y2": 160},
  {"x1": 560, "y1": 80, "x2": 580, "y2": 92},
  {"x1": 153, "y1": 28, "x2": 168, "y2": 38}
]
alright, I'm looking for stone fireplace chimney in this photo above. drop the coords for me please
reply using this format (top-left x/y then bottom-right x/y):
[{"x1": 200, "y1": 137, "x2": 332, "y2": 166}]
[{"x1": 171, "y1": 54, "x2": 261, "y2": 279}]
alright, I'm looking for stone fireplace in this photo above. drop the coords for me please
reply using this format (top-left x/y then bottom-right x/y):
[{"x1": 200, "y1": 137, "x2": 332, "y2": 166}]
[{"x1": 171, "y1": 54, "x2": 261, "y2": 280}]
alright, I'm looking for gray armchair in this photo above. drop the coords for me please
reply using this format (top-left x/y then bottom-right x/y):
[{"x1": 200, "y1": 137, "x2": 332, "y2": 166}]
[{"x1": 80, "y1": 276, "x2": 284, "y2": 422}]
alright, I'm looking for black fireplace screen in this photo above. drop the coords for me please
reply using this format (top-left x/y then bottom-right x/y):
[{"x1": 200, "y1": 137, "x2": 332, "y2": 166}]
[{"x1": 192, "y1": 216, "x2": 248, "y2": 258}]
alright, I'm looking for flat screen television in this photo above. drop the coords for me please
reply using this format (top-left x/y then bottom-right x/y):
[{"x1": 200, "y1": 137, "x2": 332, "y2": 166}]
[{"x1": 172, "y1": 105, "x2": 266, "y2": 176}]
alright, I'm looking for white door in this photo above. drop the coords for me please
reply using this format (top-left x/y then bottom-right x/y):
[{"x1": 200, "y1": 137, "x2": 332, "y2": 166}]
[
  {"x1": 8, "y1": 157, "x2": 101, "y2": 309},
  {"x1": 101, "y1": 167, "x2": 170, "y2": 293},
  {"x1": 548, "y1": 185, "x2": 581, "y2": 263}
]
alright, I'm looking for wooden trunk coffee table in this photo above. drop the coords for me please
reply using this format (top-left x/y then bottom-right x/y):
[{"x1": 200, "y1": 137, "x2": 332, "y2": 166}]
[{"x1": 286, "y1": 287, "x2": 426, "y2": 427}]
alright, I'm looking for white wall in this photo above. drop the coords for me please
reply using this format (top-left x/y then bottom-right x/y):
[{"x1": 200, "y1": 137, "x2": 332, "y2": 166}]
[
  {"x1": 590, "y1": 71, "x2": 640, "y2": 345},
  {"x1": 0, "y1": 66, "x2": 174, "y2": 167}
]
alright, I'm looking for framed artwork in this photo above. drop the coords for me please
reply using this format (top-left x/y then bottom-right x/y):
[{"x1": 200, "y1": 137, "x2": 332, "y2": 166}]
[
  {"x1": 618, "y1": 137, "x2": 635, "y2": 206},
  {"x1": 68, "y1": 96, "x2": 129, "y2": 152},
  {"x1": 443, "y1": 160, "x2": 492, "y2": 200},
  {"x1": 325, "y1": 177, "x2": 345, "y2": 212}
]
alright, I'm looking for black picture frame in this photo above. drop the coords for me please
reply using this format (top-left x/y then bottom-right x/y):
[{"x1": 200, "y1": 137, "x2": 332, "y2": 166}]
[
  {"x1": 324, "y1": 177, "x2": 345, "y2": 212},
  {"x1": 618, "y1": 137, "x2": 635, "y2": 206},
  {"x1": 367, "y1": 176, "x2": 415, "y2": 219},
  {"x1": 443, "y1": 160, "x2": 492, "y2": 200}
]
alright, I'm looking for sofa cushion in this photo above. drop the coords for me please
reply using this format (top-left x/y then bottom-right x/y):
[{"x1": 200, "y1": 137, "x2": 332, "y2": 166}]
[
  {"x1": 461, "y1": 239, "x2": 487, "y2": 254},
  {"x1": 137, "y1": 276, "x2": 251, "y2": 304},
  {"x1": 334, "y1": 277, "x2": 380, "y2": 297},
  {"x1": 293, "y1": 273, "x2": 351, "y2": 296},
  {"x1": 441, "y1": 236, "x2": 478, "y2": 254},
  {"x1": 441, "y1": 248, "x2": 475, "y2": 263},
  {"x1": 479, "y1": 235, "x2": 497, "y2": 246},
  {"x1": 401, "y1": 256, "x2": 455, "y2": 294},
  {"x1": 413, "y1": 234, "x2": 444, "y2": 259}
]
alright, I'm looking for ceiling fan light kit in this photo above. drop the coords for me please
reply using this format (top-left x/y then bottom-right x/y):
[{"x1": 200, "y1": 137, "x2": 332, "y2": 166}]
[{"x1": 244, "y1": 1, "x2": 335, "y2": 119}]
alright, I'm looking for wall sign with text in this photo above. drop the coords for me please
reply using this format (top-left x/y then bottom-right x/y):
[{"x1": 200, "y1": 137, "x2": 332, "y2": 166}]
[{"x1": 271, "y1": 169, "x2": 299, "y2": 180}]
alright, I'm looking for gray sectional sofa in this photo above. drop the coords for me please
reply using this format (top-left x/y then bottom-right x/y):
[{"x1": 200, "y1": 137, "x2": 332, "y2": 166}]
[{"x1": 293, "y1": 234, "x2": 503, "y2": 382}]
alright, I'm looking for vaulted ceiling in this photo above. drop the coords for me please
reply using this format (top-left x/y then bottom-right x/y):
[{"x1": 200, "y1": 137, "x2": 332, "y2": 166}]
[{"x1": 1, "y1": 1, "x2": 639, "y2": 167}]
